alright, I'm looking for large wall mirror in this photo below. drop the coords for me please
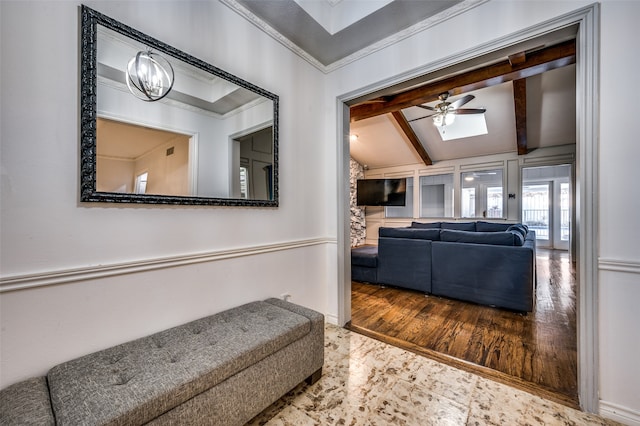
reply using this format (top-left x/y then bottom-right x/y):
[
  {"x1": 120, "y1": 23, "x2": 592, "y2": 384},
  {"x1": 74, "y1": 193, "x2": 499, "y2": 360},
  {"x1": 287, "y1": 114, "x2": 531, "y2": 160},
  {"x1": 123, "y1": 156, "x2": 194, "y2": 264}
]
[{"x1": 80, "y1": 5, "x2": 278, "y2": 206}]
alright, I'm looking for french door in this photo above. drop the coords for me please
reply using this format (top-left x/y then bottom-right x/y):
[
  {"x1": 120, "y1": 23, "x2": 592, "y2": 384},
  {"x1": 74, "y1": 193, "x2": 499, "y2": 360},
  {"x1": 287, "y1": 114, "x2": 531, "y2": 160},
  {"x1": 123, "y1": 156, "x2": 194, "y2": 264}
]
[{"x1": 522, "y1": 167, "x2": 571, "y2": 250}]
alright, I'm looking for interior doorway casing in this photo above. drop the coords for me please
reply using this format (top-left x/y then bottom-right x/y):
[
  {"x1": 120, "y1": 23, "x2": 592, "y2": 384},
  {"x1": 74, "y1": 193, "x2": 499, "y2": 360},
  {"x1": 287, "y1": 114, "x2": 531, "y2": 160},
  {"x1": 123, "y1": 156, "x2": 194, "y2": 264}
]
[{"x1": 335, "y1": 4, "x2": 599, "y2": 413}]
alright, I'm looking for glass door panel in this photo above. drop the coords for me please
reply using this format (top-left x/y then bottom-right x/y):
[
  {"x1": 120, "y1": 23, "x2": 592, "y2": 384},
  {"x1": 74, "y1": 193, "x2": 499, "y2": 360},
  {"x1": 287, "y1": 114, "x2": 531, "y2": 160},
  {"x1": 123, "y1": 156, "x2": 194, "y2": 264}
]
[{"x1": 522, "y1": 183, "x2": 550, "y2": 247}]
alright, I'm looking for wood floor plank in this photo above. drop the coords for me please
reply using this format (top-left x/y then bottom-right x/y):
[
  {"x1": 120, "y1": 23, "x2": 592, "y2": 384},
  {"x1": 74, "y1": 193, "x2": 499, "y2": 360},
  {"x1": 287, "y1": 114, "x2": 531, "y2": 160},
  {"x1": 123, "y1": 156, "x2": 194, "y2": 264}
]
[{"x1": 348, "y1": 249, "x2": 578, "y2": 408}]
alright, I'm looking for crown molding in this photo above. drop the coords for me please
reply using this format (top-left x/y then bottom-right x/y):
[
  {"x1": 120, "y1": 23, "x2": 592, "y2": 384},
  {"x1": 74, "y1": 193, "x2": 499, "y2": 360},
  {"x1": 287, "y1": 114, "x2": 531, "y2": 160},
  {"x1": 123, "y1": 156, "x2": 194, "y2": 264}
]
[{"x1": 220, "y1": 0, "x2": 489, "y2": 74}]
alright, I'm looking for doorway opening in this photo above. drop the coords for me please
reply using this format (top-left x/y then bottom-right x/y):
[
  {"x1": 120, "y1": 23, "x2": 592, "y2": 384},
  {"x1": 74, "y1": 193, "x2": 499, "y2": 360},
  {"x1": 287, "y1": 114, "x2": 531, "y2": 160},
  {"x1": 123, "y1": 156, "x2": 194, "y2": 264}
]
[{"x1": 336, "y1": 4, "x2": 599, "y2": 412}]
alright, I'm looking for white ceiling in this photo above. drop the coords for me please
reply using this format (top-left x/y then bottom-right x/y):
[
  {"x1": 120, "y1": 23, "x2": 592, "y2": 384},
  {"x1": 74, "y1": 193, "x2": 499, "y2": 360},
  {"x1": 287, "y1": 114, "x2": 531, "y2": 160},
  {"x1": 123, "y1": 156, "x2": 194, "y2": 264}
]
[{"x1": 351, "y1": 64, "x2": 576, "y2": 168}]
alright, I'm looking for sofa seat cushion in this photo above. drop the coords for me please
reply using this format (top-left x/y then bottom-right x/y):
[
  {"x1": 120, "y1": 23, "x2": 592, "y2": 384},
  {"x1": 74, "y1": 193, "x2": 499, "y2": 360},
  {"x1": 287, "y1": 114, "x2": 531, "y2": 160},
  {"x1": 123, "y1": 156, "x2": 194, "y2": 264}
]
[
  {"x1": 351, "y1": 246, "x2": 378, "y2": 268},
  {"x1": 0, "y1": 377, "x2": 55, "y2": 426},
  {"x1": 47, "y1": 301, "x2": 312, "y2": 426},
  {"x1": 440, "y1": 229, "x2": 517, "y2": 246},
  {"x1": 379, "y1": 227, "x2": 440, "y2": 241}
]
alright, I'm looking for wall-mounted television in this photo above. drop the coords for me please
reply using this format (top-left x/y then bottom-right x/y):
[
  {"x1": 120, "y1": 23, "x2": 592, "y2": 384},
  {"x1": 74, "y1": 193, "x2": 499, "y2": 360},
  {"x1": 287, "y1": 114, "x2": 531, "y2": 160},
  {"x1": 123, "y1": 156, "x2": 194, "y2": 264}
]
[{"x1": 356, "y1": 178, "x2": 407, "y2": 206}]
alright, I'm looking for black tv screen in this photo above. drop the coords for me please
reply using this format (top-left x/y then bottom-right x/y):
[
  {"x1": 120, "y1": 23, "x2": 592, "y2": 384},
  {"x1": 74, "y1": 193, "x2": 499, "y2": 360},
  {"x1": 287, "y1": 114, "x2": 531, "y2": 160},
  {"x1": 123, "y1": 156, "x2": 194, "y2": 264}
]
[{"x1": 357, "y1": 178, "x2": 407, "y2": 206}]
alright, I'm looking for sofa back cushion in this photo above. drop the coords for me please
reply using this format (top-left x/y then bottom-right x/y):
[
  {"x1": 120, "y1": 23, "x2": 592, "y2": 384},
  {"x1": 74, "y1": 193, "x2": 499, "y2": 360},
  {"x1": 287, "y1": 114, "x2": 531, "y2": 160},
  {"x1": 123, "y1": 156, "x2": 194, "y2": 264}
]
[
  {"x1": 379, "y1": 227, "x2": 441, "y2": 240},
  {"x1": 410, "y1": 221, "x2": 441, "y2": 229},
  {"x1": 476, "y1": 221, "x2": 511, "y2": 232},
  {"x1": 440, "y1": 222, "x2": 476, "y2": 231},
  {"x1": 440, "y1": 229, "x2": 517, "y2": 246}
]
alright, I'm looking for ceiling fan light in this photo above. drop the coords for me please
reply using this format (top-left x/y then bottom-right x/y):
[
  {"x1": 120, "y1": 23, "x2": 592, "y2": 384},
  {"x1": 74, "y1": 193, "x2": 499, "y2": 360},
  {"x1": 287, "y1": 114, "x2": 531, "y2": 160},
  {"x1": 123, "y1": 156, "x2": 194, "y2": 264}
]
[
  {"x1": 433, "y1": 112, "x2": 455, "y2": 127},
  {"x1": 445, "y1": 113, "x2": 455, "y2": 126}
]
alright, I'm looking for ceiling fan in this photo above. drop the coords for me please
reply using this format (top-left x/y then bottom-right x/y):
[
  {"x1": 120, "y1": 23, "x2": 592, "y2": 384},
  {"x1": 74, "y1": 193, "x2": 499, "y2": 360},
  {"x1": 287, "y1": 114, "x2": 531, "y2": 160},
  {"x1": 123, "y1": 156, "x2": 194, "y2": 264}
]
[{"x1": 409, "y1": 92, "x2": 486, "y2": 127}]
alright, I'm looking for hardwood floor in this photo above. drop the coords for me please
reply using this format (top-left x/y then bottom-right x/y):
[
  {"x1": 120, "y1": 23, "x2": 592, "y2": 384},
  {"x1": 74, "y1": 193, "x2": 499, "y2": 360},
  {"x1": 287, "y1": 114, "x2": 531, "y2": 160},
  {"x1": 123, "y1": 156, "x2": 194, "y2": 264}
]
[{"x1": 348, "y1": 249, "x2": 578, "y2": 408}]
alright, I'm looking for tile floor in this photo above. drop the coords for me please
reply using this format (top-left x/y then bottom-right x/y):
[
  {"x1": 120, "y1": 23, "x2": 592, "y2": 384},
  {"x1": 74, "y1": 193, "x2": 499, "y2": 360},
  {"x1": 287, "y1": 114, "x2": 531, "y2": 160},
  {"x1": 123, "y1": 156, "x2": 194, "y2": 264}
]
[{"x1": 248, "y1": 324, "x2": 621, "y2": 426}]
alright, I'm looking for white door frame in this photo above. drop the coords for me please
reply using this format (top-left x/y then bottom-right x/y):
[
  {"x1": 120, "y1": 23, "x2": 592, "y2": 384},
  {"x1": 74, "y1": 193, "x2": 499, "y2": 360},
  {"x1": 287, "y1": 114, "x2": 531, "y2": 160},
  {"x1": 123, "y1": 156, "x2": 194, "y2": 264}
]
[{"x1": 335, "y1": 4, "x2": 600, "y2": 413}]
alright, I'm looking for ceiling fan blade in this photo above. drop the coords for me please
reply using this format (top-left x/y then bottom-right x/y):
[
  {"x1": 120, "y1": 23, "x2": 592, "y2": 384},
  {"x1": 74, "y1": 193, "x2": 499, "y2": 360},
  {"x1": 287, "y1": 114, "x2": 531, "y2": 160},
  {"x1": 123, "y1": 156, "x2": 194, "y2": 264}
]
[
  {"x1": 449, "y1": 94, "x2": 475, "y2": 109},
  {"x1": 416, "y1": 104, "x2": 438, "y2": 111},
  {"x1": 407, "y1": 113, "x2": 436, "y2": 122},
  {"x1": 450, "y1": 108, "x2": 486, "y2": 115}
]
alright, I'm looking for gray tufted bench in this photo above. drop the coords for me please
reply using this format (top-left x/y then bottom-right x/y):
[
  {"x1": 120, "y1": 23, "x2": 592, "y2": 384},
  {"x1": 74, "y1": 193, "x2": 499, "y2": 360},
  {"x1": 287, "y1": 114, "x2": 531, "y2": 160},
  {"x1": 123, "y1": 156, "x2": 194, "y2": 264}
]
[{"x1": 0, "y1": 298, "x2": 324, "y2": 425}]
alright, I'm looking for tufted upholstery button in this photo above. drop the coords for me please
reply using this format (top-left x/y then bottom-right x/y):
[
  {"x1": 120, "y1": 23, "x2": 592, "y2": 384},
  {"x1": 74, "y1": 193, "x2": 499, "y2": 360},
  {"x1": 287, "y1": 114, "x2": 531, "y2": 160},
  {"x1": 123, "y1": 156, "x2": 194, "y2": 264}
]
[
  {"x1": 107, "y1": 355, "x2": 124, "y2": 365},
  {"x1": 113, "y1": 373, "x2": 135, "y2": 386}
]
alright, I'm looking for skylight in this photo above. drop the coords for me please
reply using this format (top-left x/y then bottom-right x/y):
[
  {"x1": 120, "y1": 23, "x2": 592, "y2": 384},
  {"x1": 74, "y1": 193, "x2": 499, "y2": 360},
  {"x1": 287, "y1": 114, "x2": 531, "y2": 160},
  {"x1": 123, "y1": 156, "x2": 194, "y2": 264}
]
[{"x1": 437, "y1": 113, "x2": 488, "y2": 141}]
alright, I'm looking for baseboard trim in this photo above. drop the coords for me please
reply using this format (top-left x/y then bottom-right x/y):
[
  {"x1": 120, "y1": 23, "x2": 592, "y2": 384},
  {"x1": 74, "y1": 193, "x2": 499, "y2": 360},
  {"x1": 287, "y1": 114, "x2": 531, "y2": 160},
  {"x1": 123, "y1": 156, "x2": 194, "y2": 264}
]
[
  {"x1": 599, "y1": 258, "x2": 640, "y2": 275},
  {"x1": 0, "y1": 238, "x2": 334, "y2": 293},
  {"x1": 324, "y1": 314, "x2": 339, "y2": 325},
  {"x1": 600, "y1": 400, "x2": 640, "y2": 426}
]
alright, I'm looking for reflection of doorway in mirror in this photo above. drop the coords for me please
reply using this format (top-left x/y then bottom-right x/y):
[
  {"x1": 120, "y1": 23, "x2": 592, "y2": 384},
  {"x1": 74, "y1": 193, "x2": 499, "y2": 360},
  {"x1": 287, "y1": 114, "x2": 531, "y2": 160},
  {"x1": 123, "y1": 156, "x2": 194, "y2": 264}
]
[
  {"x1": 96, "y1": 117, "x2": 194, "y2": 196},
  {"x1": 232, "y1": 126, "x2": 274, "y2": 200},
  {"x1": 135, "y1": 171, "x2": 148, "y2": 194}
]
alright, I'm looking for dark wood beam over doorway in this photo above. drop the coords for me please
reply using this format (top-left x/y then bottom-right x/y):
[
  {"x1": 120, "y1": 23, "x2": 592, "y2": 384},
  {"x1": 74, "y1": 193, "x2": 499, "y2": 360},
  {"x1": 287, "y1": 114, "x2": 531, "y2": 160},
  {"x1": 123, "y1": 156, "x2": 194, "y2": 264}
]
[{"x1": 350, "y1": 39, "x2": 576, "y2": 122}]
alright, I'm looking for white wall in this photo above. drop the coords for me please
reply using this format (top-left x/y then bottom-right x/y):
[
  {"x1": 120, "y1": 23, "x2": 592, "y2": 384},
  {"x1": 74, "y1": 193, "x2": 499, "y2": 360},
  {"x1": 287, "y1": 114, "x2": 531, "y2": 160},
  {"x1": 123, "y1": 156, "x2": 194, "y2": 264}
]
[
  {"x1": 0, "y1": 0, "x2": 328, "y2": 387},
  {"x1": 323, "y1": 0, "x2": 640, "y2": 423},
  {"x1": 2, "y1": 0, "x2": 639, "y2": 423}
]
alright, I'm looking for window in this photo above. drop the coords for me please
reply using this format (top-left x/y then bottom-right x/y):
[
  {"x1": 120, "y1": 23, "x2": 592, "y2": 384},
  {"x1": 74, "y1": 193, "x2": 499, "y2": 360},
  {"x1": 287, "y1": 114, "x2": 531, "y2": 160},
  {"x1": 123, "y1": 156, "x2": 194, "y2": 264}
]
[
  {"x1": 461, "y1": 187, "x2": 476, "y2": 218},
  {"x1": 419, "y1": 174, "x2": 454, "y2": 218},
  {"x1": 486, "y1": 186, "x2": 503, "y2": 218},
  {"x1": 461, "y1": 169, "x2": 503, "y2": 218},
  {"x1": 385, "y1": 177, "x2": 413, "y2": 218},
  {"x1": 239, "y1": 166, "x2": 248, "y2": 199},
  {"x1": 560, "y1": 182, "x2": 570, "y2": 241}
]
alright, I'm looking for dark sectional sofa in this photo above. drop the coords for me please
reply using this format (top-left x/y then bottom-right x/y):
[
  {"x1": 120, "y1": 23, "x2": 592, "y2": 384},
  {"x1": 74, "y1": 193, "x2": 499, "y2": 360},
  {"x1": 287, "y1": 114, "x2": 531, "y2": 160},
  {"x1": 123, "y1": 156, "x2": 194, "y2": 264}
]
[{"x1": 351, "y1": 221, "x2": 536, "y2": 312}]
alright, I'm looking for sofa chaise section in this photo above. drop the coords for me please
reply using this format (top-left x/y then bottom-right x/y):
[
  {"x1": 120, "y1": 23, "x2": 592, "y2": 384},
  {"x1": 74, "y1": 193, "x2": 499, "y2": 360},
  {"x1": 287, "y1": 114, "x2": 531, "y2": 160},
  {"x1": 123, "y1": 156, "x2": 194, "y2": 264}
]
[{"x1": 376, "y1": 227, "x2": 437, "y2": 293}]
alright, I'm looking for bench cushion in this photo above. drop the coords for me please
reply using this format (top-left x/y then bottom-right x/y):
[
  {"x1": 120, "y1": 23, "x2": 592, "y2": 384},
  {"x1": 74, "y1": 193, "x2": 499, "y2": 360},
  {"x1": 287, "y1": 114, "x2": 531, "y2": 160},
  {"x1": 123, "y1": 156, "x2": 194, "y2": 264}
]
[
  {"x1": 47, "y1": 301, "x2": 312, "y2": 425},
  {"x1": 0, "y1": 377, "x2": 55, "y2": 426}
]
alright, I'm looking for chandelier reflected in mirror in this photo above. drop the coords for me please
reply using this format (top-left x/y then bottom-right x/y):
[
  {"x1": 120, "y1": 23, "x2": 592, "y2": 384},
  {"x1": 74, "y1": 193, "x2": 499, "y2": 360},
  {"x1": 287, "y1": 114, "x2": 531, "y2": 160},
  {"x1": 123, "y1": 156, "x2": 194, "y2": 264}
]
[{"x1": 126, "y1": 50, "x2": 174, "y2": 101}]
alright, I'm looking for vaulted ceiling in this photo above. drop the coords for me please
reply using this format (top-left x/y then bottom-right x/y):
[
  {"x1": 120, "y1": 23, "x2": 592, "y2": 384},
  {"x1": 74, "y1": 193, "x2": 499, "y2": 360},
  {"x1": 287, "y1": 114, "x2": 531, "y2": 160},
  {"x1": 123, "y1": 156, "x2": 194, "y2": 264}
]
[
  {"x1": 224, "y1": 0, "x2": 578, "y2": 169},
  {"x1": 349, "y1": 39, "x2": 577, "y2": 167}
]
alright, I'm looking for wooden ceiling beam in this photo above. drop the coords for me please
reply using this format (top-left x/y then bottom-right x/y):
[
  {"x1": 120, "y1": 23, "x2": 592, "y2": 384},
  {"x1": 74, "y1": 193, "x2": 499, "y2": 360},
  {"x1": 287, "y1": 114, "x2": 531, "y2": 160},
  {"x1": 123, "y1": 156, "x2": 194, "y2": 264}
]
[
  {"x1": 391, "y1": 111, "x2": 432, "y2": 166},
  {"x1": 350, "y1": 39, "x2": 575, "y2": 122},
  {"x1": 512, "y1": 79, "x2": 528, "y2": 155}
]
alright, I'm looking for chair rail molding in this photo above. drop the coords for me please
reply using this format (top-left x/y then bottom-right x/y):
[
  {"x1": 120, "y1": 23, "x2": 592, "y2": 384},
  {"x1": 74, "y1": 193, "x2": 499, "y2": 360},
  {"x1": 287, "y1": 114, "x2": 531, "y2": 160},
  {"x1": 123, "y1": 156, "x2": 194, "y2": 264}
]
[
  {"x1": 0, "y1": 238, "x2": 334, "y2": 293},
  {"x1": 598, "y1": 258, "x2": 640, "y2": 275}
]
